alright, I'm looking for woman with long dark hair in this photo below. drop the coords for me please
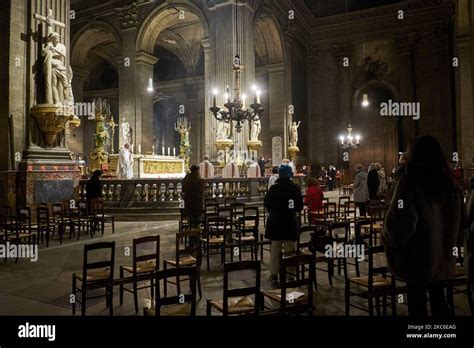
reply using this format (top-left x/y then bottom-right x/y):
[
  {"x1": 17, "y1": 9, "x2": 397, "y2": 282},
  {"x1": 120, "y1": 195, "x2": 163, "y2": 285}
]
[{"x1": 382, "y1": 135, "x2": 466, "y2": 316}]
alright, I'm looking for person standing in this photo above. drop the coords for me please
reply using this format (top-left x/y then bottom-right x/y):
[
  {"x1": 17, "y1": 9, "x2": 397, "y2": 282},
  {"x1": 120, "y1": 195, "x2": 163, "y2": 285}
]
[
  {"x1": 305, "y1": 178, "x2": 324, "y2": 224},
  {"x1": 117, "y1": 143, "x2": 134, "y2": 179},
  {"x1": 246, "y1": 160, "x2": 261, "y2": 178},
  {"x1": 335, "y1": 169, "x2": 342, "y2": 190},
  {"x1": 85, "y1": 170, "x2": 103, "y2": 215},
  {"x1": 367, "y1": 163, "x2": 380, "y2": 200},
  {"x1": 382, "y1": 135, "x2": 465, "y2": 316},
  {"x1": 328, "y1": 165, "x2": 336, "y2": 191},
  {"x1": 258, "y1": 156, "x2": 270, "y2": 177},
  {"x1": 377, "y1": 164, "x2": 387, "y2": 195},
  {"x1": 264, "y1": 164, "x2": 303, "y2": 285},
  {"x1": 199, "y1": 155, "x2": 214, "y2": 179},
  {"x1": 454, "y1": 161, "x2": 464, "y2": 190},
  {"x1": 182, "y1": 165, "x2": 205, "y2": 230},
  {"x1": 267, "y1": 166, "x2": 279, "y2": 189},
  {"x1": 353, "y1": 164, "x2": 369, "y2": 216},
  {"x1": 222, "y1": 159, "x2": 240, "y2": 178}
]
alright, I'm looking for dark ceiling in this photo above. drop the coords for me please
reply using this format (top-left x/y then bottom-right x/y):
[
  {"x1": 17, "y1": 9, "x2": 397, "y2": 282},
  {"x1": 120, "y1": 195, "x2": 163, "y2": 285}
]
[{"x1": 303, "y1": 0, "x2": 403, "y2": 18}]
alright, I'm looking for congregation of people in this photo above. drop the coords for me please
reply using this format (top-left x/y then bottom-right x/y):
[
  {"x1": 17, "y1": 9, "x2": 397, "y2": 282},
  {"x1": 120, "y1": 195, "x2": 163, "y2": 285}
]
[{"x1": 58, "y1": 135, "x2": 474, "y2": 316}]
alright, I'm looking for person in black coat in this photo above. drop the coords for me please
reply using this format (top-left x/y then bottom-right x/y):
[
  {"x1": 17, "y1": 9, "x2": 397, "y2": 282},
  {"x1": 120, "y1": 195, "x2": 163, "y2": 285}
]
[
  {"x1": 258, "y1": 156, "x2": 270, "y2": 177},
  {"x1": 264, "y1": 164, "x2": 304, "y2": 284},
  {"x1": 367, "y1": 163, "x2": 380, "y2": 200},
  {"x1": 85, "y1": 170, "x2": 103, "y2": 214}
]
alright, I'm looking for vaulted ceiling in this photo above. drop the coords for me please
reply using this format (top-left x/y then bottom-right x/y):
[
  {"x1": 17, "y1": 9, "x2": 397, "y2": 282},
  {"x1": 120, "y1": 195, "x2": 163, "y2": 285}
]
[{"x1": 303, "y1": 0, "x2": 402, "y2": 18}]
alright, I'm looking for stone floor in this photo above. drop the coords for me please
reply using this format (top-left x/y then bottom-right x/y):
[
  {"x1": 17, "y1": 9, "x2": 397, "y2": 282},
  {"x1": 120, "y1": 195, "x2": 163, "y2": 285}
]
[{"x1": 0, "y1": 191, "x2": 471, "y2": 316}]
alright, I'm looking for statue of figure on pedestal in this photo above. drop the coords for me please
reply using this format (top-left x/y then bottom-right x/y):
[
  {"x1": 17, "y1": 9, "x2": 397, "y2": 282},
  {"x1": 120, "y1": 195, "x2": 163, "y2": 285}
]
[
  {"x1": 217, "y1": 120, "x2": 230, "y2": 141},
  {"x1": 121, "y1": 118, "x2": 132, "y2": 147},
  {"x1": 42, "y1": 32, "x2": 73, "y2": 105},
  {"x1": 289, "y1": 121, "x2": 301, "y2": 148},
  {"x1": 250, "y1": 118, "x2": 261, "y2": 142}
]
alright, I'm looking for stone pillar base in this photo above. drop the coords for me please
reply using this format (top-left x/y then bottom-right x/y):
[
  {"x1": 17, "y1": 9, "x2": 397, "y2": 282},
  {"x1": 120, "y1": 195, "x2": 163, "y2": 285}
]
[{"x1": 247, "y1": 140, "x2": 263, "y2": 161}]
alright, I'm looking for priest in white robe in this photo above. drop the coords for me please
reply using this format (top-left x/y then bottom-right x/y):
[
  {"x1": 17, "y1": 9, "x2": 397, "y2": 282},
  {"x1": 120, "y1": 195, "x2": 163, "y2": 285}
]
[
  {"x1": 222, "y1": 160, "x2": 240, "y2": 179},
  {"x1": 199, "y1": 155, "x2": 214, "y2": 179},
  {"x1": 117, "y1": 143, "x2": 134, "y2": 179},
  {"x1": 246, "y1": 160, "x2": 261, "y2": 178}
]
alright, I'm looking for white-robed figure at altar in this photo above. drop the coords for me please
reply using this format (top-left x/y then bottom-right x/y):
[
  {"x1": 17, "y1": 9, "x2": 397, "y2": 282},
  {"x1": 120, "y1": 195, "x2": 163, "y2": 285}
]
[
  {"x1": 246, "y1": 160, "x2": 261, "y2": 178},
  {"x1": 222, "y1": 160, "x2": 240, "y2": 179},
  {"x1": 199, "y1": 155, "x2": 214, "y2": 179},
  {"x1": 117, "y1": 143, "x2": 134, "y2": 179}
]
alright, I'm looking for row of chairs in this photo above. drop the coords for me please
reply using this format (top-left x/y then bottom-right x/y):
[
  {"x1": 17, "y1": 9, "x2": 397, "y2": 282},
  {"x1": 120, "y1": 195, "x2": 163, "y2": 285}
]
[{"x1": 0, "y1": 201, "x2": 115, "y2": 253}]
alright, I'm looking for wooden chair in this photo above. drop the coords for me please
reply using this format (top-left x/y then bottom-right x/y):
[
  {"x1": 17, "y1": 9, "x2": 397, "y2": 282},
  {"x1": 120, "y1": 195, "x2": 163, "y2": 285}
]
[
  {"x1": 37, "y1": 206, "x2": 63, "y2": 247},
  {"x1": 179, "y1": 208, "x2": 190, "y2": 233},
  {"x1": 144, "y1": 267, "x2": 197, "y2": 316},
  {"x1": 205, "y1": 203, "x2": 219, "y2": 215},
  {"x1": 201, "y1": 216, "x2": 232, "y2": 271},
  {"x1": 224, "y1": 197, "x2": 237, "y2": 207},
  {"x1": 207, "y1": 260, "x2": 261, "y2": 316},
  {"x1": 232, "y1": 215, "x2": 259, "y2": 261},
  {"x1": 72, "y1": 201, "x2": 95, "y2": 240},
  {"x1": 296, "y1": 226, "x2": 318, "y2": 288},
  {"x1": 92, "y1": 200, "x2": 115, "y2": 235},
  {"x1": 3, "y1": 208, "x2": 37, "y2": 263},
  {"x1": 163, "y1": 229, "x2": 202, "y2": 299},
  {"x1": 120, "y1": 235, "x2": 160, "y2": 314},
  {"x1": 72, "y1": 241, "x2": 115, "y2": 316},
  {"x1": 345, "y1": 245, "x2": 397, "y2": 316},
  {"x1": 261, "y1": 253, "x2": 315, "y2": 315},
  {"x1": 342, "y1": 201, "x2": 357, "y2": 222},
  {"x1": 327, "y1": 221, "x2": 351, "y2": 277},
  {"x1": 310, "y1": 229, "x2": 335, "y2": 287},
  {"x1": 336, "y1": 196, "x2": 351, "y2": 220}
]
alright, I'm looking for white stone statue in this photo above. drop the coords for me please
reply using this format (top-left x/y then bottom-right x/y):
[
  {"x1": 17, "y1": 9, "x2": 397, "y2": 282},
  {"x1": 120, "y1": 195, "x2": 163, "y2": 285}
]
[
  {"x1": 42, "y1": 32, "x2": 73, "y2": 105},
  {"x1": 289, "y1": 121, "x2": 301, "y2": 148},
  {"x1": 117, "y1": 143, "x2": 134, "y2": 179},
  {"x1": 250, "y1": 118, "x2": 261, "y2": 142},
  {"x1": 120, "y1": 118, "x2": 132, "y2": 147},
  {"x1": 217, "y1": 120, "x2": 230, "y2": 141}
]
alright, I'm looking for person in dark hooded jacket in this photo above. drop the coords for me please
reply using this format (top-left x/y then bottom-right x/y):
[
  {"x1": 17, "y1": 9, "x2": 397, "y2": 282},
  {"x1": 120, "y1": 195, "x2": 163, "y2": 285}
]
[
  {"x1": 182, "y1": 165, "x2": 205, "y2": 228},
  {"x1": 382, "y1": 135, "x2": 466, "y2": 316},
  {"x1": 264, "y1": 164, "x2": 303, "y2": 284}
]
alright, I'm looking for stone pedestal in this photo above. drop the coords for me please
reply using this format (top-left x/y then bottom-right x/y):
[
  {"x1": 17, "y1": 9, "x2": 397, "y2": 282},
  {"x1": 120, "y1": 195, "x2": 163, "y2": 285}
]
[
  {"x1": 30, "y1": 104, "x2": 75, "y2": 147},
  {"x1": 288, "y1": 146, "x2": 300, "y2": 162},
  {"x1": 215, "y1": 139, "x2": 233, "y2": 168},
  {"x1": 247, "y1": 140, "x2": 262, "y2": 161}
]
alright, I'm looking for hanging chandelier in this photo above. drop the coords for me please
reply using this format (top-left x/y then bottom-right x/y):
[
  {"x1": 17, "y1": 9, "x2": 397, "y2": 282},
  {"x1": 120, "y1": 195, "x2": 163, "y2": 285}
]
[
  {"x1": 209, "y1": 0, "x2": 264, "y2": 133},
  {"x1": 210, "y1": 55, "x2": 264, "y2": 133},
  {"x1": 339, "y1": 124, "x2": 361, "y2": 150}
]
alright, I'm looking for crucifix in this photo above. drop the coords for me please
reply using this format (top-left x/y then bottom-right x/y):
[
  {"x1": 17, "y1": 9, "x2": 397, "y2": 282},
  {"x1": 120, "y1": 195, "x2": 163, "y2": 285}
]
[
  {"x1": 107, "y1": 117, "x2": 119, "y2": 154},
  {"x1": 34, "y1": 9, "x2": 66, "y2": 37}
]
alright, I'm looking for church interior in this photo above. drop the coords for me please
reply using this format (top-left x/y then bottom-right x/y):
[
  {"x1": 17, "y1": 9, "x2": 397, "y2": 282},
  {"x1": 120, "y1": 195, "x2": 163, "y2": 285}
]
[{"x1": 1, "y1": 0, "x2": 474, "y2": 338}]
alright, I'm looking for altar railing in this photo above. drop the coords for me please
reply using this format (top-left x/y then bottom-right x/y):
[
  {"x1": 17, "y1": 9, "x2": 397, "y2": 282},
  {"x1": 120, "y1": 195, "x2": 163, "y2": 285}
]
[{"x1": 78, "y1": 177, "x2": 282, "y2": 207}]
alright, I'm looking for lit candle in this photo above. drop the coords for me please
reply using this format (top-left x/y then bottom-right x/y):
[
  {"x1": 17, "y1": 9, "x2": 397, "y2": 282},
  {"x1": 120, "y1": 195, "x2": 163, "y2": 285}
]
[
  {"x1": 340, "y1": 136, "x2": 344, "y2": 145},
  {"x1": 138, "y1": 144, "x2": 141, "y2": 154},
  {"x1": 226, "y1": 86, "x2": 230, "y2": 102},
  {"x1": 173, "y1": 148, "x2": 176, "y2": 156},
  {"x1": 242, "y1": 94, "x2": 247, "y2": 109},
  {"x1": 212, "y1": 89, "x2": 218, "y2": 107},
  {"x1": 168, "y1": 147, "x2": 170, "y2": 156},
  {"x1": 131, "y1": 144, "x2": 134, "y2": 153},
  {"x1": 256, "y1": 90, "x2": 261, "y2": 104},
  {"x1": 162, "y1": 146, "x2": 165, "y2": 155}
]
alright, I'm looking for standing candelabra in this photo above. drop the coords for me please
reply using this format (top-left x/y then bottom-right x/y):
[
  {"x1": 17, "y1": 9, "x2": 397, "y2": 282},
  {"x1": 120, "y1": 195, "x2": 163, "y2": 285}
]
[
  {"x1": 89, "y1": 98, "x2": 111, "y2": 172},
  {"x1": 175, "y1": 116, "x2": 192, "y2": 172}
]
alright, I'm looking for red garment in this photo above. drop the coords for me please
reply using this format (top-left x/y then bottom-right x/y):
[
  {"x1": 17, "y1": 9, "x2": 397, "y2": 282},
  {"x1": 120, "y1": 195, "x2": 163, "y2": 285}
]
[
  {"x1": 305, "y1": 185, "x2": 324, "y2": 216},
  {"x1": 454, "y1": 167, "x2": 464, "y2": 187}
]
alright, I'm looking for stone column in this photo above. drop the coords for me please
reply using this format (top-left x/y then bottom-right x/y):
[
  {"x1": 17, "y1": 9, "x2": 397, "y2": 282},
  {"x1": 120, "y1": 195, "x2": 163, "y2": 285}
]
[
  {"x1": 208, "y1": 1, "x2": 256, "y2": 160},
  {"x1": 185, "y1": 83, "x2": 199, "y2": 165},
  {"x1": 456, "y1": 35, "x2": 474, "y2": 176},
  {"x1": 332, "y1": 43, "x2": 352, "y2": 129},
  {"x1": 283, "y1": 19, "x2": 296, "y2": 157},
  {"x1": 202, "y1": 38, "x2": 213, "y2": 159},
  {"x1": 307, "y1": 46, "x2": 320, "y2": 163},
  {"x1": 118, "y1": 5, "x2": 138, "y2": 150},
  {"x1": 266, "y1": 63, "x2": 285, "y2": 158},
  {"x1": 69, "y1": 67, "x2": 88, "y2": 155},
  {"x1": 135, "y1": 51, "x2": 158, "y2": 153},
  {"x1": 394, "y1": 32, "x2": 418, "y2": 152}
]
